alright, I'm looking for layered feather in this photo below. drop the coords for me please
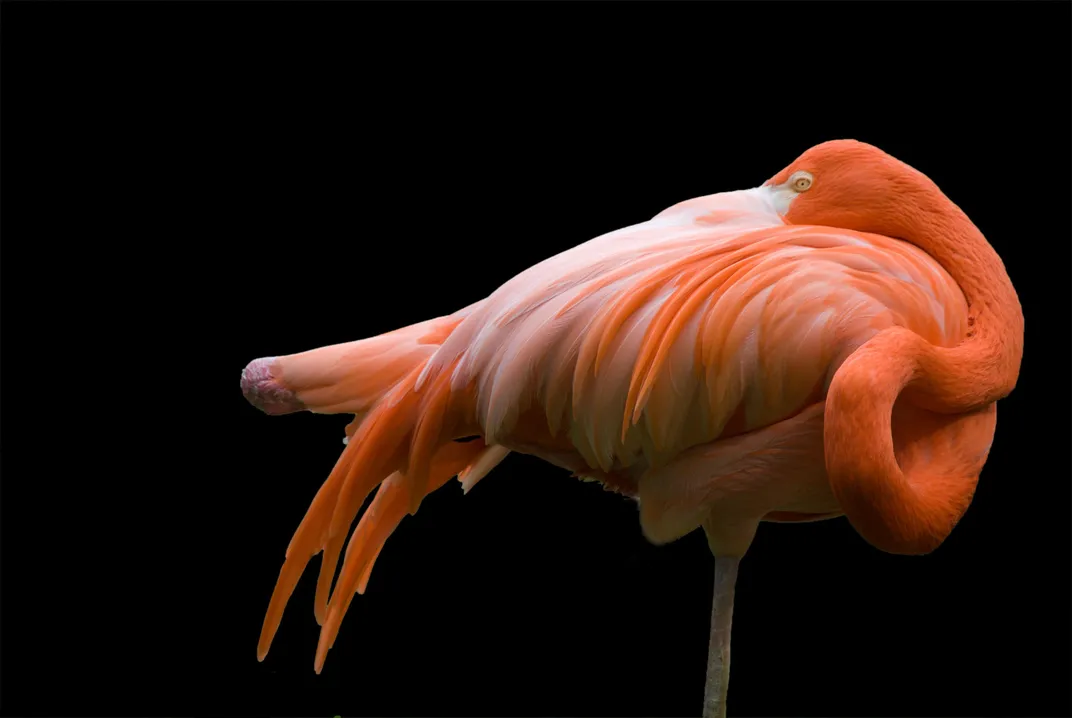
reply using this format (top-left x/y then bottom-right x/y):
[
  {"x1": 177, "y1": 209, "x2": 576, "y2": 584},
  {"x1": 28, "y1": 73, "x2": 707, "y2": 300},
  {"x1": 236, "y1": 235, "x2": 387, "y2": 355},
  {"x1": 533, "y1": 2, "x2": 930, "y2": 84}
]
[
  {"x1": 438, "y1": 187, "x2": 968, "y2": 472},
  {"x1": 251, "y1": 182, "x2": 970, "y2": 671}
]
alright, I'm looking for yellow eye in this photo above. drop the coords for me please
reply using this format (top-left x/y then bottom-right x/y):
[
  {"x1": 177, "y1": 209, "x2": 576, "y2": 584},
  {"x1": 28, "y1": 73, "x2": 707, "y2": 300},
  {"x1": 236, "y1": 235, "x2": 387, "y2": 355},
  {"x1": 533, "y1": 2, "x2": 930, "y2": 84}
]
[{"x1": 789, "y1": 171, "x2": 813, "y2": 192}]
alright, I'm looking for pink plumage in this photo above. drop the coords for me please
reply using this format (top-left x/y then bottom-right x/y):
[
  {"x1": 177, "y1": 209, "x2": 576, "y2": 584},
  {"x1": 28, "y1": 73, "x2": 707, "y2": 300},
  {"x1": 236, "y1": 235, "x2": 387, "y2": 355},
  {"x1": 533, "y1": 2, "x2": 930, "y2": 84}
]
[{"x1": 241, "y1": 140, "x2": 1022, "y2": 717}]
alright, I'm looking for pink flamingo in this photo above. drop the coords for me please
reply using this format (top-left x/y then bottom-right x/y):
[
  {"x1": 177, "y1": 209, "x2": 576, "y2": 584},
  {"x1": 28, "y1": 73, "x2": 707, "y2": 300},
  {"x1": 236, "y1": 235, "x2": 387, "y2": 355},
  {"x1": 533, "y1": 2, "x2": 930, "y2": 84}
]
[{"x1": 241, "y1": 140, "x2": 1023, "y2": 716}]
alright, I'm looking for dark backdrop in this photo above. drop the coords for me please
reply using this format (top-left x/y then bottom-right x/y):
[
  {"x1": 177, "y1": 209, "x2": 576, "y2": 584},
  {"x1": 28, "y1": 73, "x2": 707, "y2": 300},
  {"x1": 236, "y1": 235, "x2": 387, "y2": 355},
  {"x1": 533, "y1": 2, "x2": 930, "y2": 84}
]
[{"x1": 2, "y1": 2, "x2": 1070, "y2": 717}]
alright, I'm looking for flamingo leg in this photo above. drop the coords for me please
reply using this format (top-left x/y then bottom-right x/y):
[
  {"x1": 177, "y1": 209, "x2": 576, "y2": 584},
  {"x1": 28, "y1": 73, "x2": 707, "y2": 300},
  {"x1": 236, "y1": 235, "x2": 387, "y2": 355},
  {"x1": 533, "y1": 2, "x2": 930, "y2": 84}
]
[{"x1": 702, "y1": 556, "x2": 739, "y2": 718}]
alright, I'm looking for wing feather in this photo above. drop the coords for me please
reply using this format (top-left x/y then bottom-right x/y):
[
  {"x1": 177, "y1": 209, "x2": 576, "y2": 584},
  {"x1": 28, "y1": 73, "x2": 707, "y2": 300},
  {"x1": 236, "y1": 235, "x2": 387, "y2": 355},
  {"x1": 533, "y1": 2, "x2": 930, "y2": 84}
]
[{"x1": 431, "y1": 187, "x2": 968, "y2": 475}]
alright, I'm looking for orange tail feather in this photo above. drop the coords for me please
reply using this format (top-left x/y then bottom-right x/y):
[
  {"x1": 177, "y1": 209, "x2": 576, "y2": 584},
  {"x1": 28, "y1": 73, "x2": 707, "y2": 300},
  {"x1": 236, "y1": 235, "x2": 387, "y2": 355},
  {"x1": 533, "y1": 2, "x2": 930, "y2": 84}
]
[{"x1": 254, "y1": 349, "x2": 493, "y2": 672}]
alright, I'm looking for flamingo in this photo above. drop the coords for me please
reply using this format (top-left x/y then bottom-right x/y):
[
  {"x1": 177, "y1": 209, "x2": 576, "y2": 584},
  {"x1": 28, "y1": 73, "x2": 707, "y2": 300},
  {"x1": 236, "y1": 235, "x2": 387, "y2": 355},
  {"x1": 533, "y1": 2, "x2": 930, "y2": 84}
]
[{"x1": 240, "y1": 139, "x2": 1023, "y2": 716}]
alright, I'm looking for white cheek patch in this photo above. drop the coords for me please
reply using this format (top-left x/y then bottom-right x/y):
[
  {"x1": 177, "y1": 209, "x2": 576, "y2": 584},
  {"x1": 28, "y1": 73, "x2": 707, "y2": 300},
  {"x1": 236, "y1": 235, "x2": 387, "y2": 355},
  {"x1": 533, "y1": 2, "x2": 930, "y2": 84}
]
[{"x1": 763, "y1": 184, "x2": 801, "y2": 216}]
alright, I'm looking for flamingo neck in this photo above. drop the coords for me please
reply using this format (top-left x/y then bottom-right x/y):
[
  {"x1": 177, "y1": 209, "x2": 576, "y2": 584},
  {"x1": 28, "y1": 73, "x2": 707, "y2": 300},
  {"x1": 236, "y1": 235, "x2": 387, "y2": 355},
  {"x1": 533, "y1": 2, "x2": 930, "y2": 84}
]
[
  {"x1": 892, "y1": 186, "x2": 1024, "y2": 411},
  {"x1": 822, "y1": 181, "x2": 1024, "y2": 555}
]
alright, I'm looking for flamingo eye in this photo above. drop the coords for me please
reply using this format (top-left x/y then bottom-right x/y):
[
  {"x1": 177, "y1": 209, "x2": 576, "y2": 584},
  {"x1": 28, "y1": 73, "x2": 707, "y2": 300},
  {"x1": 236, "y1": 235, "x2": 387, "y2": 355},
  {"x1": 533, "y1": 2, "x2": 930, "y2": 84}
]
[{"x1": 789, "y1": 171, "x2": 813, "y2": 192}]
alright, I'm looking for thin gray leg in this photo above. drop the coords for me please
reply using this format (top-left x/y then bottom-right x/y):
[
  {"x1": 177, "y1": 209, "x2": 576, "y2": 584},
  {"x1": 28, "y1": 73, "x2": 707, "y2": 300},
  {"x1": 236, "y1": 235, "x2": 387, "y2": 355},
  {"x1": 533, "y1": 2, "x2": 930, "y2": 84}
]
[{"x1": 702, "y1": 556, "x2": 739, "y2": 718}]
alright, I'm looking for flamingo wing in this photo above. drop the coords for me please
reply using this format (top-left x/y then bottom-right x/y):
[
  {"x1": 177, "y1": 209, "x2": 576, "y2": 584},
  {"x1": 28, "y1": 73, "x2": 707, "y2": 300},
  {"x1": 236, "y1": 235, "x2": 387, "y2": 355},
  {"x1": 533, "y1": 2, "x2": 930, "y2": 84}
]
[
  {"x1": 439, "y1": 187, "x2": 969, "y2": 474},
  {"x1": 247, "y1": 182, "x2": 973, "y2": 671}
]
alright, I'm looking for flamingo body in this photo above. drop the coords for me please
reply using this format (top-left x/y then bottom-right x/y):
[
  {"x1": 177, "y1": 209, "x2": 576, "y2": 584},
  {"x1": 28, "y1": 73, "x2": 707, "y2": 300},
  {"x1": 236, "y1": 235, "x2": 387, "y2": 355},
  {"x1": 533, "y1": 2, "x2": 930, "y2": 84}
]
[{"x1": 241, "y1": 140, "x2": 1022, "y2": 712}]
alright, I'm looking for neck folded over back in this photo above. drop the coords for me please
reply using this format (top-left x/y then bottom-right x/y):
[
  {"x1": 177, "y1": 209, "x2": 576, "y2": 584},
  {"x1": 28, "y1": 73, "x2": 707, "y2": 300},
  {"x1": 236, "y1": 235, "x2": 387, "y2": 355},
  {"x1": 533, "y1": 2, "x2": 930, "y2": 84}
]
[{"x1": 823, "y1": 182, "x2": 1024, "y2": 555}]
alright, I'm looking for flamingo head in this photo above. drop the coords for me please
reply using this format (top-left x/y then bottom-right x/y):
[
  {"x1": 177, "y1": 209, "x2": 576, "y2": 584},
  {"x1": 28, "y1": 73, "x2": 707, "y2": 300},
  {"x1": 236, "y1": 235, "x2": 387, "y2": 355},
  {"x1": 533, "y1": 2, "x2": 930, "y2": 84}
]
[{"x1": 764, "y1": 139, "x2": 941, "y2": 239}]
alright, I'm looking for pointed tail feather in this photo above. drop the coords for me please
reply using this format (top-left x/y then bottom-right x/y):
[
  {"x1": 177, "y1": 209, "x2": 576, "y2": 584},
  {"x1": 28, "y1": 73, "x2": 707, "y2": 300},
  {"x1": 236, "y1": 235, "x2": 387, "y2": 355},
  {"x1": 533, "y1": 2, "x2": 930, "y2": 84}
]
[
  {"x1": 257, "y1": 437, "x2": 364, "y2": 661},
  {"x1": 243, "y1": 313, "x2": 467, "y2": 652},
  {"x1": 254, "y1": 352, "x2": 502, "y2": 671},
  {"x1": 313, "y1": 439, "x2": 489, "y2": 670},
  {"x1": 244, "y1": 304, "x2": 517, "y2": 669},
  {"x1": 255, "y1": 369, "x2": 419, "y2": 662}
]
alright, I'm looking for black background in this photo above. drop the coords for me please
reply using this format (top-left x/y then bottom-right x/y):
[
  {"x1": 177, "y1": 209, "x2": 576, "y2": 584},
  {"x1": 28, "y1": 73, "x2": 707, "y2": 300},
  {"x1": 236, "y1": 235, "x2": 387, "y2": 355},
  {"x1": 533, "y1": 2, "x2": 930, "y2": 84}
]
[{"x1": 2, "y1": 2, "x2": 1070, "y2": 717}]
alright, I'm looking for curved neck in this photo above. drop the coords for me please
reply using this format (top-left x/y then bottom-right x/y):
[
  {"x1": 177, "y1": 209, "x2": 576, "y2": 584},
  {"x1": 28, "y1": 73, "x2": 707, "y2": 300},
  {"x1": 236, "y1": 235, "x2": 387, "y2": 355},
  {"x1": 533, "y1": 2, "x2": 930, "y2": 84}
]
[
  {"x1": 823, "y1": 182, "x2": 1023, "y2": 554},
  {"x1": 893, "y1": 185, "x2": 1024, "y2": 412}
]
